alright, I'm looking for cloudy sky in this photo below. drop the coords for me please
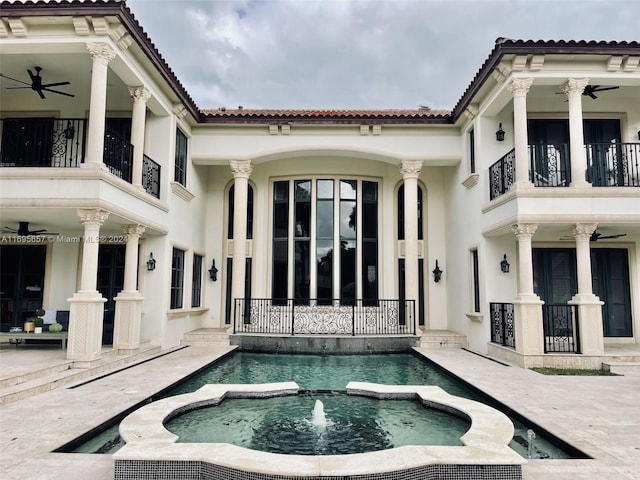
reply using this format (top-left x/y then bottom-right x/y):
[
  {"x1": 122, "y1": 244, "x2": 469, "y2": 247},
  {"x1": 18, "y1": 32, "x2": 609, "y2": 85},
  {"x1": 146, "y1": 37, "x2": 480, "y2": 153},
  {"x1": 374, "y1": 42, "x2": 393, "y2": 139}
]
[{"x1": 126, "y1": 0, "x2": 639, "y2": 111}]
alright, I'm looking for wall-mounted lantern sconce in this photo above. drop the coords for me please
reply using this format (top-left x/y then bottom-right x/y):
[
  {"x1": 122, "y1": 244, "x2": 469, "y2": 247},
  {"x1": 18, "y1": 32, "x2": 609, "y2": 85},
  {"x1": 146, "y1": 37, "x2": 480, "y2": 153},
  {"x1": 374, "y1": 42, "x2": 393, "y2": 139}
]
[
  {"x1": 432, "y1": 260, "x2": 443, "y2": 283},
  {"x1": 208, "y1": 259, "x2": 218, "y2": 281},
  {"x1": 146, "y1": 252, "x2": 156, "y2": 271},
  {"x1": 496, "y1": 123, "x2": 505, "y2": 142},
  {"x1": 500, "y1": 254, "x2": 510, "y2": 273},
  {"x1": 63, "y1": 121, "x2": 75, "y2": 140},
  {"x1": 637, "y1": 130, "x2": 640, "y2": 141}
]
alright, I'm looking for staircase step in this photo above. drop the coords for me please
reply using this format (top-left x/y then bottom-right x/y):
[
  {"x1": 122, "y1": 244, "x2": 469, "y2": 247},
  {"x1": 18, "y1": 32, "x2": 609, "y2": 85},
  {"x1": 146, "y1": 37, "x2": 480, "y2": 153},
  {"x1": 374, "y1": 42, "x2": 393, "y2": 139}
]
[
  {"x1": 0, "y1": 344, "x2": 171, "y2": 405},
  {"x1": 419, "y1": 330, "x2": 469, "y2": 349},
  {"x1": 182, "y1": 328, "x2": 230, "y2": 347},
  {"x1": 602, "y1": 361, "x2": 640, "y2": 374}
]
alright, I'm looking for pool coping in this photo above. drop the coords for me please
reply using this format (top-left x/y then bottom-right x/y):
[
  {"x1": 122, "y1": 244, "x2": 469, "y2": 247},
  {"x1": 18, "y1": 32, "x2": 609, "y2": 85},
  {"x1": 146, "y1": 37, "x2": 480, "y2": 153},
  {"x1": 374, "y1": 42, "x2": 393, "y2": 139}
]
[{"x1": 115, "y1": 381, "x2": 525, "y2": 478}]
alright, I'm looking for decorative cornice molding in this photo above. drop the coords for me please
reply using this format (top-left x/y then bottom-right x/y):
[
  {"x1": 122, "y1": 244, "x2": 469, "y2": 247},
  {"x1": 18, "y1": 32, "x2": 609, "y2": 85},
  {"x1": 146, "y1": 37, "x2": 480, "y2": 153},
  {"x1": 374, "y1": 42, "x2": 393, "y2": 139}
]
[
  {"x1": 230, "y1": 160, "x2": 253, "y2": 178},
  {"x1": 110, "y1": 24, "x2": 133, "y2": 51},
  {"x1": 507, "y1": 78, "x2": 534, "y2": 97},
  {"x1": 87, "y1": 43, "x2": 116, "y2": 65},
  {"x1": 91, "y1": 17, "x2": 110, "y2": 36},
  {"x1": 463, "y1": 104, "x2": 478, "y2": 121},
  {"x1": 72, "y1": 17, "x2": 91, "y2": 36},
  {"x1": 173, "y1": 104, "x2": 187, "y2": 120},
  {"x1": 7, "y1": 18, "x2": 27, "y2": 36}
]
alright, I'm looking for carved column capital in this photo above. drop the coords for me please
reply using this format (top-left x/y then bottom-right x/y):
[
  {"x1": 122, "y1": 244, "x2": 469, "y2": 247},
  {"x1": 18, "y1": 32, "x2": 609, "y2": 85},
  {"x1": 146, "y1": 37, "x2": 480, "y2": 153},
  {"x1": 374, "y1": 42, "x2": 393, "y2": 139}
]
[
  {"x1": 77, "y1": 208, "x2": 109, "y2": 227},
  {"x1": 507, "y1": 77, "x2": 534, "y2": 97},
  {"x1": 121, "y1": 224, "x2": 146, "y2": 238},
  {"x1": 128, "y1": 86, "x2": 151, "y2": 103},
  {"x1": 400, "y1": 160, "x2": 422, "y2": 179},
  {"x1": 512, "y1": 223, "x2": 538, "y2": 241},
  {"x1": 562, "y1": 78, "x2": 589, "y2": 97},
  {"x1": 571, "y1": 223, "x2": 597, "y2": 241},
  {"x1": 230, "y1": 160, "x2": 253, "y2": 179},
  {"x1": 87, "y1": 42, "x2": 116, "y2": 65}
]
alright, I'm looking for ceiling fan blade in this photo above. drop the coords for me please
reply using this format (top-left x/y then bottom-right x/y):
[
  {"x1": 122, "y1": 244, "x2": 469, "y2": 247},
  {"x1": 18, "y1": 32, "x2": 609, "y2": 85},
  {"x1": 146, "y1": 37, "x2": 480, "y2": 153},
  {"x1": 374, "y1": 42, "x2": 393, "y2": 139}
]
[
  {"x1": 597, "y1": 233, "x2": 627, "y2": 240},
  {"x1": 587, "y1": 92, "x2": 597, "y2": 99},
  {"x1": 27, "y1": 69, "x2": 37, "y2": 81},
  {"x1": 30, "y1": 229, "x2": 48, "y2": 234},
  {"x1": 0, "y1": 73, "x2": 31, "y2": 85},
  {"x1": 36, "y1": 89, "x2": 46, "y2": 99},
  {"x1": 42, "y1": 88, "x2": 74, "y2": 98},
  {"x1": 592, "y1": 86, "x2": 619, "y2": 92},
  {"x1": 6, "y1": 86, "x2": 32, "y2": 90},
  {"x1": 41, "y1": 81, "x2": 71, "y2": 88}
]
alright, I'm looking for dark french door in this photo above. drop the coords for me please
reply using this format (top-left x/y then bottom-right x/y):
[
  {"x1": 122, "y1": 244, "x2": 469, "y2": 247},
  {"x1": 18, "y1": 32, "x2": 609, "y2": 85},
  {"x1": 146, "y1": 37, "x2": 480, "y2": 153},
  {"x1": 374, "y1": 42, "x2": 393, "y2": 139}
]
[
  {"x1": 533, "y1": 248, "x2": 632, "y2": 338},
  {"x1": 97, "y1": 244, "x2": 125, "y2": 345},
  {"x1": 0, "y1": 245, "x2": 46, "y2": 330}
]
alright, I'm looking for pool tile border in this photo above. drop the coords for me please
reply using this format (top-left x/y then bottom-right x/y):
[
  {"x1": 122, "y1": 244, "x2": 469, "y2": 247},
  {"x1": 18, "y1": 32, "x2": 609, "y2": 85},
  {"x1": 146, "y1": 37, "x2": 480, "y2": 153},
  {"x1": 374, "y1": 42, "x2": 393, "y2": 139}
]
[{"x1": 114, "y1": 382, "x2": 525, "y2": 479}]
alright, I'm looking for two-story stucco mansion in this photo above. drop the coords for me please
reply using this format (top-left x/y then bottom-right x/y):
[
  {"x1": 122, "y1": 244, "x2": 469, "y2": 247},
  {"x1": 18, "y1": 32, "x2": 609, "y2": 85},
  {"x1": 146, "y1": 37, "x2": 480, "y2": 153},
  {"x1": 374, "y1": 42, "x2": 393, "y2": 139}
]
[{"x1": 1, "y1": 1, "x2": 639, "y2": 369}]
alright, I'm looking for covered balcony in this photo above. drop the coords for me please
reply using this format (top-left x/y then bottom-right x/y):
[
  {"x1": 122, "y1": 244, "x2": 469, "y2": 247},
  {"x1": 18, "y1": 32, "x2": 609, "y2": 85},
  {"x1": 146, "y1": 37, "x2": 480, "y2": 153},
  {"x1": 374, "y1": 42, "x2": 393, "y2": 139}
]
[{"x1": 0, "y1": 117, "x2": 161, "y2": 198}]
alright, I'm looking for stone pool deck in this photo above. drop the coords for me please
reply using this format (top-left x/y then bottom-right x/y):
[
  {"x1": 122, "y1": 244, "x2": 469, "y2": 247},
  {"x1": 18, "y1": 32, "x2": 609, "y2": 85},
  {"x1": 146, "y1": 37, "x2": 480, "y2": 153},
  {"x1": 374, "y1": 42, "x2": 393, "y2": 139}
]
[{"x1": 0, "y1": 343, "x2": 638, "y2": 479}]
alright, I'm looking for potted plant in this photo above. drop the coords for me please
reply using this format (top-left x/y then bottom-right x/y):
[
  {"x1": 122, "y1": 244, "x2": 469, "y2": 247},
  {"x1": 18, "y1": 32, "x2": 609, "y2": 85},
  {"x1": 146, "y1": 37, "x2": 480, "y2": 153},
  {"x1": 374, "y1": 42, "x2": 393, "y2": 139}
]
[{"x1": 34, "y1": 308, "x2": 45, "y2": 333}]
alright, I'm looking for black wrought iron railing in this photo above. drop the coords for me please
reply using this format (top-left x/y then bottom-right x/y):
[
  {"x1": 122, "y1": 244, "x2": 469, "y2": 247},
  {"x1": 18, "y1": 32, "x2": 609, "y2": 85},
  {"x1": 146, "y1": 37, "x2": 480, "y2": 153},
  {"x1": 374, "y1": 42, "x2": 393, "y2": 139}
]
[
  {"x1": 542, "y1": 304, "x2": 580, "y2": 353},
  {"x1": 489, "y1": 302, "x2": 515, "y2": 348},
  {"x1": 529, "y1": 143, "x2": 570, "y2": 187},
  {"x1": 103, "y1": 126, "x2": 133, "y2": 183},
  {"x1": 0, "y1": 117, "x2": 87, "y2": 168},
  {"x1": 489, "y1": 148, "x2": 515, "y2": 200},
  {"x1": 142, "y1": 154, "x2": 161, "y2": 198},
  {"x1": 586, "y1": 142, "x2": 640, "y2": 187},
  {"x1": 233, "y1": 298, "x2": 416, "y2": 336}
]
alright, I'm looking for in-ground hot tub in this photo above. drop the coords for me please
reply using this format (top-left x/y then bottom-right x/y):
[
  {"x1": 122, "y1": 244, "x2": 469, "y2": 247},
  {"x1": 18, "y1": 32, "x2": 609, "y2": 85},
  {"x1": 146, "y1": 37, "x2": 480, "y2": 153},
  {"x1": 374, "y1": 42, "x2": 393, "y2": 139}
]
[{"x1": 114, "y1": 382, "x2": 525, "y2": 480}]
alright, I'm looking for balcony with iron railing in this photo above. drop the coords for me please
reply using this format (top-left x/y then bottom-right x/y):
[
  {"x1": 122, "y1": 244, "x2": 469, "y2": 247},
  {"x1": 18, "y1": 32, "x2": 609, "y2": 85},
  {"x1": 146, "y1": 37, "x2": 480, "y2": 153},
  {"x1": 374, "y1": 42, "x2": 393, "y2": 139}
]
[
  {"x1": 489, "y1": 143, "x2": 640, "y2": 200},
  {"x1": 0, "y1": 117, "x2": 160, "y2": 198}
]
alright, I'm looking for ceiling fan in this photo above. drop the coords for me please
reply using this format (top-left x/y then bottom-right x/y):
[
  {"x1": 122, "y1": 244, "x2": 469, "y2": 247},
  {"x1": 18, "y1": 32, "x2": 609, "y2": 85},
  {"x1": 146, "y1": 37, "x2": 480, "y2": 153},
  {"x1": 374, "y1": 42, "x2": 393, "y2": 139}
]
[
  {"x1": 560, "y1": 230, "x2": 627, "y2": 242},
  {"x1": 556, "y1": 84, "x2": 619, "y2": 100},
  {"x1": 0, "y1": 66, "x2": 74, "y2": 99},
  {"x1": 2, "y1": 222, "x2": 59, "y2": 236}
]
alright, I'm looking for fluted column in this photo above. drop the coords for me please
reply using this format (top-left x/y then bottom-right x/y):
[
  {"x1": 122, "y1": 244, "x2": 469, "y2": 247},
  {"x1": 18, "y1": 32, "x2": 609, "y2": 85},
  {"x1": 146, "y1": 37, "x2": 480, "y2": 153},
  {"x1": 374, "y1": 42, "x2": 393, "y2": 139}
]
[
  {"x1": 568, "y1": 223, "x2": 604, "y2": 355},
  {"x1": 129, "y1": 86, "x2": 151, "y2": 189},
  {"x1": 507, "y1": 78, "x2": 534, "y2": 188},
  {"x1": 67, "y1": 209, "x2": 109, "y2": 364},
  {"x1": 230, "y1": 160, "x2": 252, "y2": 328},
  {"x1": 85, "y1": 43, "x2": 116, "y2": 168},
  {"x1": 563, "y1": 78, "x2": 590, "y2": 186},
  {"x1": 511, "y1": 223, "x2": 544, "y2": 358},
  {"x1": 114, "y1": 224, "x2": 146, "y2": 350},
  {"x1": 401, "y1": 160, "x2": 422, "y2": 333}
]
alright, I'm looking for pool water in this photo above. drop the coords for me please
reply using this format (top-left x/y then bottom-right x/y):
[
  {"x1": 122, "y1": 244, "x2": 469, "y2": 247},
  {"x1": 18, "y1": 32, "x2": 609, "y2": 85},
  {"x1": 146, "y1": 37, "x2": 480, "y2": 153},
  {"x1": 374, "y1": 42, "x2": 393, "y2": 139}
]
[
  {"x1": 69, "y1": 352, "x2": 577, "y2": 459},
  {"x1": 166, "y1": 393, "x2": 468, "y2": 454}
]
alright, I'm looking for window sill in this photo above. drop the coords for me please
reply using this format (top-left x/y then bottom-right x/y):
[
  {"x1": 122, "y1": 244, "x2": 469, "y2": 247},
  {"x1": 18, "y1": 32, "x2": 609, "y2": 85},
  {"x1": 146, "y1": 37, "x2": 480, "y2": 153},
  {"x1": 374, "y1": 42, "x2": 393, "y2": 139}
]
[
  {"x1": 167, "y1": 307, "x2": 208, "y2": 319},
  {"x1": 465, "y1": 312, "x2": 483, "y2": 322},
  {"x1": 171, "y1": 182, "x2": 195, "y2": 202},
  {"x1": 462, "y1": 173, "x2": 479, "y2": 189}
]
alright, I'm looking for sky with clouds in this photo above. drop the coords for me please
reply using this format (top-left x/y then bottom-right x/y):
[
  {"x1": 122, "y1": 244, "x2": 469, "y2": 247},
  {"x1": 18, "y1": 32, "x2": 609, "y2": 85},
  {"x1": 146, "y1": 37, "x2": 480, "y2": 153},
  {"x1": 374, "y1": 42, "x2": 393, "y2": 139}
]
[{"x1": 125, "y1": 0, "x2": 640, "y2": 111}]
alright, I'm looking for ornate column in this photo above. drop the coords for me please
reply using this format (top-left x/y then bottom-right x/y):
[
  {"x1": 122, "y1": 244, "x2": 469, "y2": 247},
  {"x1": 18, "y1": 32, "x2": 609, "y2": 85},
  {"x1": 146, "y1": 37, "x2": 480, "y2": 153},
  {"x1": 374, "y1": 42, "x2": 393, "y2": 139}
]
[
  {"x1": 511, "y1": 223, "x2": 544, "y2": 357},
  {"x1": 507, "y1": 78, "x2": 534, "y2": 188},
  {"x1": 113, "y1": 224, "x2": 146, "y2": 350},
  {"x1": 568, "y1": 223, "x2": 604, "y2": 355},
  {"x1": 129, "y1": 86, "x2": 151, "y2": 190},
  {"x1": 67, "y1": 209, "x2": 109, "y2": 364},
  {"x1": 84, "y1": 43, "x2": 116, "y2": 168},
  {"x1": 230, "y1": 160, "x2": 252, "y2": 329},
  {"x1": 563, "y1": 78, "x2": 590, "y2": 186},
  {"x1": 401, "y1": 160, "x2": 423, "y2": 333}
]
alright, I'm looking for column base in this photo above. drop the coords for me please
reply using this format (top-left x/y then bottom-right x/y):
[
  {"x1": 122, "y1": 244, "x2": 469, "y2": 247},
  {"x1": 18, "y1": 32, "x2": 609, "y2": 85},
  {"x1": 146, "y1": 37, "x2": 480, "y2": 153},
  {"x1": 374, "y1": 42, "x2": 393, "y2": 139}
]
[
  {"x1": 513, "y1": 295, "x2": 544, "y2": 356},
  {"x1": 568, "y1": 293, "x2": 604, "y2": 356},
  {"x1": 114, "y1": 291, "x2": 144, "y2": 350},
  {"x1": 66, "y1": 291, "x2": 107, "y2": 363}
]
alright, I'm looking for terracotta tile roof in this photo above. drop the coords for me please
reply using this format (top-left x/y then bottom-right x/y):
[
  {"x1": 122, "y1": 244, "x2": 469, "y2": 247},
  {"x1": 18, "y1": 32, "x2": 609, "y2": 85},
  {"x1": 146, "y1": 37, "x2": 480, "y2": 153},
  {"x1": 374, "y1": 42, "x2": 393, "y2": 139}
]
[
  {"x1": 451, "y1": 38, "x2": 640, "y2": 120},
  {"x1": 200, "y1": 108, "x2": 452, "y2": 124}
]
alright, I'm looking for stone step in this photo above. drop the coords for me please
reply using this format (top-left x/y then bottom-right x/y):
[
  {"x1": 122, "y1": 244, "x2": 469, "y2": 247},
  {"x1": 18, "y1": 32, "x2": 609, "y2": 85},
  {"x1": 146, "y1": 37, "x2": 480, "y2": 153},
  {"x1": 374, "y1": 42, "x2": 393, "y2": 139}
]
[
  {"x1": 181, "y1": 328, "x2": 230, "y2": 347},
  {"x1": 419, "y1": 330, "x2": 469, "y2": 349},
  {"x1": 0, "y1": 344, "x2": 171, "y2": 405},
  {"x1": 602, "y1": 361, "x2": 640, "y2": 374}
]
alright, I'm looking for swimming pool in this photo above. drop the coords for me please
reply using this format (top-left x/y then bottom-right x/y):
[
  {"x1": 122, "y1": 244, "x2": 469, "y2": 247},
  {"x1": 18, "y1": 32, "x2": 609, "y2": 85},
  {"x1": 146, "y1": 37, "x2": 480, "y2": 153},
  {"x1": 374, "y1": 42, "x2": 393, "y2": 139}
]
[{"x1": 66, "y1": 351, "x2": 583, "y2": 461}]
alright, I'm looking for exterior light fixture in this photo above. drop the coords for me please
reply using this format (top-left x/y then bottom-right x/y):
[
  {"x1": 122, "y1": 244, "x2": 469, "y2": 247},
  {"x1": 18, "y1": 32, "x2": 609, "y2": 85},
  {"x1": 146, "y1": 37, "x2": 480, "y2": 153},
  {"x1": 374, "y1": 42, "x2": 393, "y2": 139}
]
[
  {"x1": 432, "y1": 260, "x2": 443, "y2": 283},
  {"x1": 637, "y1": 130, "x2": 640, "y2": 141},
  {"x1": 146, "y1": 252, "x2": 156, "y2": 271},
  {"x1": 63, "y1": 121, "x2": 75, "y2": 140},
  {"x1": 496, "y1": 123, "x2": 505, "y2": 142},
  {"x1": 208, "y1": 259, "x2": 218, "y2": 281},
  {"x1": 500, "y1": 254, "x2": 510, "y2": 273}
]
